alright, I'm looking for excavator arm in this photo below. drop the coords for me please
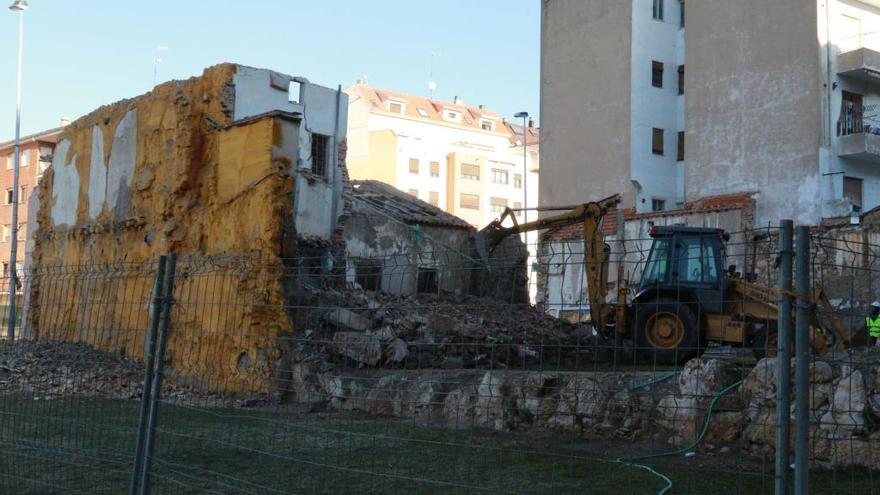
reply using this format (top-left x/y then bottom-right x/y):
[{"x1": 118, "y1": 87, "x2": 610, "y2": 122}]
[{"x1": 475, "y1": 194, "x2": 621, "y2": 333}]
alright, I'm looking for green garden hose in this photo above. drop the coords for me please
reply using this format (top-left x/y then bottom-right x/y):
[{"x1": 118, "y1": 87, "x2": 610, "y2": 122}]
[{"x1": 614, "y1": 378, "x2": 746, "y2": 494}]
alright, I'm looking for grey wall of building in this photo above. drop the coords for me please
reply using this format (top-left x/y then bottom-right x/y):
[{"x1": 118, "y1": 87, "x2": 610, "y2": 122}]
[
  {"x1": 540, "y1": 0, "x2": 636, "y2": 211},
  {"x1": 684, "y1": 0, "x2": 821, "y2": 226}
]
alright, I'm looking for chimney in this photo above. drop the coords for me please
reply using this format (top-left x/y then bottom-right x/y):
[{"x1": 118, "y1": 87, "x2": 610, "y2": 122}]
[
  {"x1": 60, "y1": 117, "x2": 71, "y2": 127},
  {"x1": 453, "y1": 96, "x2": 463, "y2": 105},
  {"x1": 528, "y1": 117, "x2": 535, "y2": 129},
  {"x1": 478, "y1": 104, "x2": 484, "y2": 110}
]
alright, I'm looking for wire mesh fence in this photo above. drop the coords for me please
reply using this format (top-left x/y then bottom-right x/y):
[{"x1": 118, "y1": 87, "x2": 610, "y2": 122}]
[{"x1": 0, "y1": 225, "x2": 879, "y2": 494}]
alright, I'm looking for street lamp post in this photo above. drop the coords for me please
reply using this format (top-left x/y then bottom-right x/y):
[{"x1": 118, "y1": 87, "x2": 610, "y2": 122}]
[{"x1": 7, "y1": 0, "x2": 27, "y2": 341}]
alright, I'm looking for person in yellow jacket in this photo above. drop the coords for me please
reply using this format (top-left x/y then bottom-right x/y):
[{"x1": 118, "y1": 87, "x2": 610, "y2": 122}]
[{"x1": 867, "y1": 301, "x2": 880, "y2": 347}]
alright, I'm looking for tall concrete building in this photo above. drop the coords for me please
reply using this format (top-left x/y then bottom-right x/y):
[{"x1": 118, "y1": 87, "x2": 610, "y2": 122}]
[
  {"x1": 541, "y1": 0, "x2": 880, "y2": 225},
  {"x1": 345, "y1": 83, "x2": 539, "y2": 230}
]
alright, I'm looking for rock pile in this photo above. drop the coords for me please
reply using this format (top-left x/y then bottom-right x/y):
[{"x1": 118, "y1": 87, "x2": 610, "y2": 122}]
[
  {"x1": 0, "y1": 341, "x2": 228, "y2": 406},
  {"x1": 287, "y1": 289, "x2": 596, "y2": 372}
]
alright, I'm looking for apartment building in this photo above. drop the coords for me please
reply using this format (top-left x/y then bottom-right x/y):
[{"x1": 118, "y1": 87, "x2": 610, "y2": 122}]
[
  {"x1": 345, "y1": 83, "x2": 539, "y2": 230},
  {"x1": 541, "y1": 0, "x2": 880, "y2": 226},
  {"x1": 0, "y1": 125, "x2": 63, "y2": 276}
]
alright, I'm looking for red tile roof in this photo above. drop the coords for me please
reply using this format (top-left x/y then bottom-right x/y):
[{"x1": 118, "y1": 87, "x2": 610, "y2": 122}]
[
  {"x1": 542, "y1": 192, "x2": 755, "y2": 242},
  {"x1": 348, "y1": 83, "x2": 539, "y2": 144}
]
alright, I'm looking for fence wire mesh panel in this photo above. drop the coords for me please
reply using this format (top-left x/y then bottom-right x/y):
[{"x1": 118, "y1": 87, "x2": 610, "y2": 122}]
[
  {"x1": 0, "y1": 228, "x2": 878, "y2": 494},
  {"x1": 0, "y1": 261, "x2": 161, "y2": 494}
]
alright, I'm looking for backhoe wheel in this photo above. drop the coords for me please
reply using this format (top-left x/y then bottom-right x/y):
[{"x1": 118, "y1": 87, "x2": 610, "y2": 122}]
[
  {"x1": 634, "y1": 298, "x2": 699, "y2": 365},
  {"x1": 752, "y1": 324, "x2": 778, "y2": 360}
]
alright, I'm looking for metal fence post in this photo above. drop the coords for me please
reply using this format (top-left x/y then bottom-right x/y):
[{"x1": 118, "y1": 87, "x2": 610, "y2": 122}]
[
  {"x1": 775, "y1": 220, "x2": 793, "y2": 495},
  {"x1": 139, "y1": 254, "x2": 177, "y2": 495},
  {"x1": 128, "y1": 255, "x2": 167, "y2": 495},
  {"x1": 794, "y1": 226, "x2": 810, "y2": 494}
]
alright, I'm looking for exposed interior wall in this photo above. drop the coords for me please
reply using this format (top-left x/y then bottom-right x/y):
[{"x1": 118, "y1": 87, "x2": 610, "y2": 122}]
[
  {"x1": 540, "y1": 0, "x2": 635, "y2": 211},
  {"x1": 685, "y1": 0, "x2": 821, "y2": 225},
  {"x1": 31, "y1": 64, "x2": 300, "y2": 392}
]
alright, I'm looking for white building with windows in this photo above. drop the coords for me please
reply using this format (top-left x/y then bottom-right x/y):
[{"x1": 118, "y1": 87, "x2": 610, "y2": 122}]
[
  {"x1": 542, "y1": 0, "x2": 880, "y2": 226},
  {"x1": 345, "y1": 83, "x2": 539, "y2": 230}
]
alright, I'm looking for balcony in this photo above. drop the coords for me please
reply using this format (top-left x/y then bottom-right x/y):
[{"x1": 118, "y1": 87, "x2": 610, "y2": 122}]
[
  {"x1": 837, "y1": 131, "x2": 880, "y2": 162},
  {"x1": 838, "y1": 47, "x2": 880, "y2": 84}
]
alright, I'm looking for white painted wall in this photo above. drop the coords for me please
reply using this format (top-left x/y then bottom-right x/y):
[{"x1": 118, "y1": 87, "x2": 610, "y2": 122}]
[
  {"x1": 824, "y1": 0, "x2": 880, "y2": 215},
  {"x1": 630, "y1": 0, "x2": 685, "y2": 212},
  {"x1": 49, "y1": 139, "x2": 78, "y2": 227}
]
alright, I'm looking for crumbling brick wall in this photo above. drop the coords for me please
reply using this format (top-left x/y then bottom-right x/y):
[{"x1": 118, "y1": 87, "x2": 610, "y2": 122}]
[{"x1": 30, "y1": 64, "x2": 297, "y2": 392}]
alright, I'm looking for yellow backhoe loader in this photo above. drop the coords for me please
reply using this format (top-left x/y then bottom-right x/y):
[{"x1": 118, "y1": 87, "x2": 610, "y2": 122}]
[{"x1": 477, "y1": 196, "x2": 854, "y2": 364}]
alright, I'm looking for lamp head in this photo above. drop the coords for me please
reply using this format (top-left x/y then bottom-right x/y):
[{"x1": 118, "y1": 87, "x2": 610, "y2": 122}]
[
  {"x1": 514, "y1": 111, "x2": 529, "y2": 119},
  {"x1": 9, "y1": 0, "x2": 27, "y2": 12}
]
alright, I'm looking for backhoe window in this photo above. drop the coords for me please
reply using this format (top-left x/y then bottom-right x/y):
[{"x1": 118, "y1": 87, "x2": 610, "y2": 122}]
[
  {"x1": 641, "y1": 239, "x2": 670, "y2": 286},
  {"x1": 679, "y1": 236, "x2": 719, "y2": 284}
]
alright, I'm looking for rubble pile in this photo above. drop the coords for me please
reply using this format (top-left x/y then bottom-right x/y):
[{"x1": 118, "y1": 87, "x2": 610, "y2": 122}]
[
  {"x1": 297, "y1": 289, "x2": 595, "y2": 370},
  {"x1": 0, "y1": 341, "x2": 226, "y2": 405}
]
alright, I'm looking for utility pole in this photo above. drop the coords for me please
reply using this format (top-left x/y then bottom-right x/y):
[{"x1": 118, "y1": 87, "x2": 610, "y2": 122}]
[{"x1": 7, "y1": 0, "x2": 28, "y2": 341}]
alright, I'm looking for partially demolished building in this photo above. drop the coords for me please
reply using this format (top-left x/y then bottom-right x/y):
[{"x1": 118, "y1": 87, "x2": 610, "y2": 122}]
[
  {"x1": 27, "y1": 64, "x2": 528, "y2": 392},
  {"x1": 29, "y1": 64, "x2": 348, "y2": 390}
]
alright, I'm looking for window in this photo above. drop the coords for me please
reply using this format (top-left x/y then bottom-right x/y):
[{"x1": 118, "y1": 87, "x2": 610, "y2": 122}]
[
  {"x1": 310, "y1": 133, "x2": 329, "y2": 177},
  {"x1": 460, "y1": 193, "x2": 480, "y2": 209},
  {"x1": 844, "y1": 176, "x2": 863, "y2": 212},
  {"x1": 641, "y1": 239, "x2": 670, "y2": 286},
  {"x1": 1, "y1": 225, "x2": 9, "y2": 243},
  {"x1": 409, "y1": 158, "x2": 420, "y2": 174},
  {"x1": 1, "y1": 262, "x2": 7, "y2": 278},
  {"x1": 838, "y1": 91, "x2": 864, "y2": 136},
  {"x1": 417, "y1": 108, "x2": 429, "y2": 118},
  {"x1": 514, "y1": 174, "x2": 523, "y2": 189},
  {"x1": 652, "y1": 128, "x2": 664, "y2": 155},
  {"x1": 653, "y1": 0, "x2": 664, "y2": 20},
  {"x1": 652, "y1": 198, "x2": 666, "y2": 212},
  {"x1": 387, "y1": 101, "x2": 404, "y2": 114},
  {"x1": 4, "y1": 155, "x2": 11, "y2": 170},
  {"x1": 20, "y1": 185, "x2": 26, "y2": 202},
  {"x1": 490, "y1": 197, "x2": 508, "y2": 214},
  {"x1": 491, "y1": 169, "x2": 509, "y2": 185},
  {"x1": 652, "y1": 61, "x2": 664, "y2": 88},
  {"x1": 20, "y1": 151, "x2": 29, "y2": 167},
  {"x1": 17, "y1": 223, "x2": 24, "y2": 241},
  {"x1": 460, "y1": 163, "x2": 480, "y2": 180},
  {"x1": 678, "y1": 237, "x2": 719, "y2": 285},
  {"x1": 480, "y1": 119, "x2": 495, "y2": 131},
  {"x1": 677, "y1": 131, "x2": 685, "y2": 161},
  {"x1": 679, "y1": 0, "x2": 685, "y2": 28},
  {"x1": 678, "y1": 65, "x2": 684, "y2": 95},
  {"x1": 408, "y1": 189, "x2": 418, "y2": 197},
  {"x1": 4, "y1": 189, "x2": 12, "y2": 205},
  {"x1": 429, "y1": 191, "x2": 439, "y2": 206},
  {"x1": 513, "y1": 201, "x2": 523, "y2": 217},
  {"x1": 429, "y1": 161, "x2": 440, "y2": 177},
  {"x1": 354, "y1": 260, "x2": 382, "y2": 291},
  {"x1": 417, "y1": 267, "x2": 439, "y2": 294},
  {"x1": 444, "y1": 110, "x2": 461, "y2": 122}
]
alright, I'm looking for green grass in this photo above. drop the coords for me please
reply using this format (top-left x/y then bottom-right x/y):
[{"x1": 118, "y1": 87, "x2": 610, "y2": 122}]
[{"x1": 0, "y1": 397, "x2": 875, "y2": 494}]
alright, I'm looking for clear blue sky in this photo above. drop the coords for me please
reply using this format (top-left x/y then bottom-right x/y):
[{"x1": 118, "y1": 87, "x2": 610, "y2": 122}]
[{"x1": 0, "y1": 0, "x2": 540, "y2": 138}]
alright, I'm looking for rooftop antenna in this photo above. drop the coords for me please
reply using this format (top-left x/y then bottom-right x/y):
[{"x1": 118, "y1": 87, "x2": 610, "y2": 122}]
[
  {"x1": 429, "y1": 51, "x2": 439, "y2": 100},
  {"x1": 153, "y1": 45, "x2": 169, "y2": 86}
]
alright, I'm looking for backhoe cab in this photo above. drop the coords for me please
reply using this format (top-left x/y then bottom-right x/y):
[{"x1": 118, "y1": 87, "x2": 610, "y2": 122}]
[{"x1": 628, "y1": 226, "x2": 732, "y2": 364}]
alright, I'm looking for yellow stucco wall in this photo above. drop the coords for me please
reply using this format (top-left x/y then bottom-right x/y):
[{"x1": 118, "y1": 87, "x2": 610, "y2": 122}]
[
  {"x1": 30, "y1": 64, "x2": 295, "y2": 393},
  {"x1": 345, "y1": 129, "x2": 397, "y2": 186}
]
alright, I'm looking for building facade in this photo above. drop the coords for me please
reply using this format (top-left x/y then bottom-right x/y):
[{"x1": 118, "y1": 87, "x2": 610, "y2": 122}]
[
  {"x1": 0, "y1": 126, "x2": 63, "y2": 278},
  {"x1": 541, "y1": 0, "x2": 880, "y2": 226},
  {"x1": 345, "y1": 83, "x2": 539, "y2": 230}
]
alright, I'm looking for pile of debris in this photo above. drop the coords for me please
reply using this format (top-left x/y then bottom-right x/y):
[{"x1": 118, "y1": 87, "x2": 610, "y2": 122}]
[
  {"x1": 289, "y1": 288, "x2": 596, "y2": 371},
  {"x1": 0, "y1": 341, "x2": 230, "y2": 406}
]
